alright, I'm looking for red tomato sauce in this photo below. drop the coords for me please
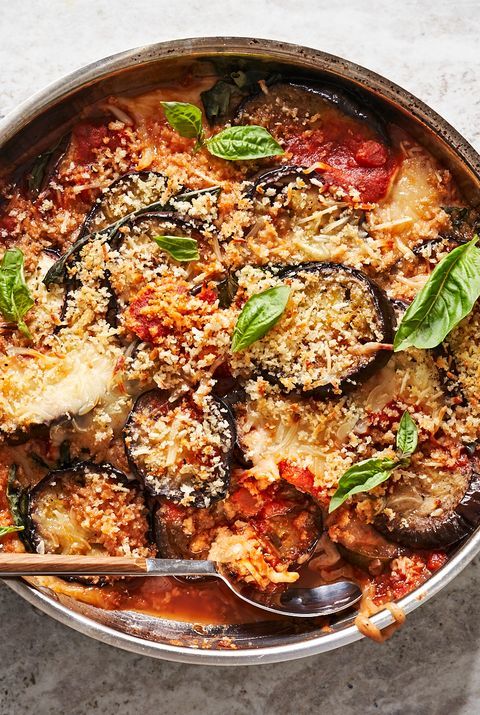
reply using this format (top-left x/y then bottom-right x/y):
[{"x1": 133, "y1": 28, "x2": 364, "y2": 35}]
[{"x1": 283, "y1": 113, "x2": 399, "y2": 203}]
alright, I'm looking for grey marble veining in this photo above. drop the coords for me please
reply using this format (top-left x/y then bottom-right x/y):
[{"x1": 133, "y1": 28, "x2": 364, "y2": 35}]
[{"x1": 1, "y1": 1, "x2": 480, "y2": 713}]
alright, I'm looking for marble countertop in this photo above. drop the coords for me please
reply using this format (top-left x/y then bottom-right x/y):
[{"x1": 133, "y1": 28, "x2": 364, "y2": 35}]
[{"x1": 1, "y1": 1, "x2": 480, "y2": 712}]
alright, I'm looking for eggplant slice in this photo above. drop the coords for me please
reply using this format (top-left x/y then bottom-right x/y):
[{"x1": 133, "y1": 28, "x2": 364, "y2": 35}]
[
  {"x1": 374, "y1": 445, "x2": 480, "y2": 549},
  {"x1": 124, "y1": 389, "x2": 236, "y2": 508},
  {"x1": 233, "y1": 262, "x2": 394, "y2": 397},
  {"x1": 235, "y1": 82, "x2": 395, "y2": 203},
  {"x1": 107, "y1": 212, "x2": 204, "y2": 311},
  {"x1": 82, "y1": 170, "x2": 175, "y2": 235},
  {"x1": 155, "y1": 476, "x2": 322, "y2": 591},
  {"x1": 27, "y1": 462, "x2": 153, "y2": 582},
  {"x1": 246, "y1": 165, "x2": 367, "y2": 260},
  {"x1": 236, "y1": 81, "x2": 387, "y2": 142},
  {"x1": 328, "y1": 508, "x2": 401, "y2": 573},
  {"x1": 59, "y1": 172, "x2": 181, "y2": 326}
]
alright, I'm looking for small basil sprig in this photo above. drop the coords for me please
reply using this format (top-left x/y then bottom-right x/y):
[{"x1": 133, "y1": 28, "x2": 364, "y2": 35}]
[
  {"x1": 161, "y1": 101, "x2": 283, "y2": 161},
  {"x1": 153, "y1": 235, "x2": 199, "y2": 262},
  {"x1": 0, "y1": 248, "x2": 34, "y2": 338},
  {"x1": 231, "y1": 285, "x2": 290, "y2": 352},
  {"x1": 394, "y1": 235, "x2": 480, "y2": 351},
  {"x1": 27, "y1": 134, "x2": 69, "y2": 198},
  {"x1": 328, "y1": 411, "x2": 418, "y2": 513}
]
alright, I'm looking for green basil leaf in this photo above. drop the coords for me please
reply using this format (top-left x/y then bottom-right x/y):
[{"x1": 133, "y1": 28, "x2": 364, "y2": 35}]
[
  {"x1": 153, "y1": 235, "x2": 199, "y2": 262},
  {"x1": 0, "y1": 524, "x2": 23, "y2": 539},
  {"x1": 161, "y1": 101, "x2": 203, "y2": 141},
  {"x1": 231, "y1": 285, "x2": 290, "y2": 352},
  {"x1": 206, "y1": 125, "x2": 284, "y2": 161},
  {"x1": 201, "y1": 71, "x2": 282, "y2": 123},
  {"x1": 394, "y1": 236, "x2": 480, "y2": 351},
  {"x1": 0, "y1": 248, "x2": 34, "y2": 338},
  {"x1": 328, "y1": 457, "x2": 398, "y2": 513},
  {"x1": 396, "y1": 411, "x2": 418, "y2": 457}
]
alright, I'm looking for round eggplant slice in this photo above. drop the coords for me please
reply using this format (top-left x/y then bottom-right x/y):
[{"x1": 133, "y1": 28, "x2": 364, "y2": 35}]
[
  {"x1": 236, "y1": 81, "x2": 387, "y2": 142},
  {"x1": 154, "y1": 476, "x2": 322, "y2": 591},
  {"x1": 26, "y1": 462, "x2": 153, "y2": 582},
  {"x1": 374, "y1": 445, "x2": 480, "y2": 549},
  {"x1": 246, "y1": 166, "x2": 367, "y2": 259},
  {"x1": 232, "y1": 262, "x2": 394, "y2": 397},
  {"x1": 235, "y1": 82, "x2": 396, "y2": 203},
  {"x1": 82, "y1": 170, "x2": 175, "y2": 235},
  {"x1": 107, "y1": 212, "x2": 204, "y2": 311},
  {"x1": 124, "y1": 389, "x2": 236, "y2": 508},
  {"x1": 328, "y1": 508, "x2": 401, "y2": 573}
]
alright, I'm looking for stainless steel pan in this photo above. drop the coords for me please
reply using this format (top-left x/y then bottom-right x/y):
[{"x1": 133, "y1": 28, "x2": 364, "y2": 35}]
[{"x1": 2, "y1": 37, "x2": 480, "y2": 664}]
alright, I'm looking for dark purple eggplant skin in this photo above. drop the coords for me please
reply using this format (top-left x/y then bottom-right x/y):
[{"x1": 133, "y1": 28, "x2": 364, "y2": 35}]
[
  {"x1": 235, "y1": 81, "x2": 389, "y2": 144},
  {"x1": 246, "y1": 165, "x2": 315, "y2": 200},
  {"x1": 26, "y1": 461, "x2": 147, "y2": 585},
  {"x1": 375, "y1": 469, "x2": 480, "y2": 550},
  {"x1": 123, "y1": 389, "x2": 237, "y2": 508},
  {"x1": 213, "y1": 382, "x2": 253, "y2": 469},
  {"x1": 253, "y1": 262, "x2": 394, "y2": 399}
]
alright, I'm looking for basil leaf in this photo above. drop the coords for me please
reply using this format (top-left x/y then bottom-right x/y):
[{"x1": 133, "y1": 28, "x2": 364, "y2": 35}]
[
  {"x1": 394, "y1": 236, "x2": 480, "y2": 351},
  {"x1": 0, "y1": 248, "x2": 34, "y2": 338},
  {"x1": 206, "y1": 125, "x2": 284, "y2": 161},
  {"x1": 153, "y1": 235, "x2": 199, "y2": 262},
  {"x1": 201, "y1": 71, "x2": 281, "y2": 123},
  {"x1": 0, "y1": 524, "x2": 23, "y2": 539},
  {"x1": 328, "y1": 457, "x2": 398, "y2": 513},
  {"x1": 231, "y1": 285, "x2": 290, "y2": 352},
  {"x1": 396, "y1": 411, "x2": 418, "y2": 457},
  {"x1": 161, "y1": 101, "x2": 203, "y2": 141}
]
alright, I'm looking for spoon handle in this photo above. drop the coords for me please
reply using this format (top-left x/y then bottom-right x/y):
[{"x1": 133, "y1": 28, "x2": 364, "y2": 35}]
[
  {"x1": 0, "y1": 553, "x2": 148, "y2": 576},
  {"x1": 0, "y1": 553, "x2": 218, "y2": 578}
]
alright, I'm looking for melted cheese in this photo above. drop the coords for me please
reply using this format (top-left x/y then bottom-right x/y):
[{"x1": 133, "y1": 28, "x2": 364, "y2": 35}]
[{"x1": 0, "y1": 339, "x2": 120, "y2": 432}]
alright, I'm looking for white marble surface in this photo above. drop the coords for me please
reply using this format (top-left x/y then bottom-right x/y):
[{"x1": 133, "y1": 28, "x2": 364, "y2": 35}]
[{"x1": 1, "y1": 0, "x2": 480, "y2": 712}]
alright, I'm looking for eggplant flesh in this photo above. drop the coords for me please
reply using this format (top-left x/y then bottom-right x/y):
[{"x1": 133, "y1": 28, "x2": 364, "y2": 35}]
[
  {"x1": 235, "y1": 81, "x2": 387, "y2": 142},
  {"x1": 236, "y1": 262, "x2": 394, "y2": 398},
  {"x1": 375, "y1": 461, "x2": 480, "y2": 549},
  {"x1": 124, "y1": 389, "x2": 236, "y2": 508},
  {"x1": 27, "y1": 461, "x2": 152, "y2": 583}
]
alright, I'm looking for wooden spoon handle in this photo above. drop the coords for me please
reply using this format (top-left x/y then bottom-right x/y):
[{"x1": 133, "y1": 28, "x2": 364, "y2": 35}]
[{"x1": 0, "y1": 553, "x2": 147, "y2": 576}]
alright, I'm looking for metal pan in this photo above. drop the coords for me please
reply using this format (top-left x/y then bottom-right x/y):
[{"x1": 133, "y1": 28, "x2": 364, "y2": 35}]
[{"x1": 2, "y1": 37, "x2": 480, "y2": 664}]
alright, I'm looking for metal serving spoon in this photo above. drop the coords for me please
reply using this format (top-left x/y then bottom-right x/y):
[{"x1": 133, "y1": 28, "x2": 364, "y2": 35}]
[{"x1": 0, "y1": 553, "x2": 361, "y2": 618}]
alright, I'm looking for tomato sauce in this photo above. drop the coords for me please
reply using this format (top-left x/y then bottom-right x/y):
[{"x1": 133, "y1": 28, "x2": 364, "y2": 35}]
[{"x1": 283, "y1": 113, "x2": 399, "y2": 203}]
